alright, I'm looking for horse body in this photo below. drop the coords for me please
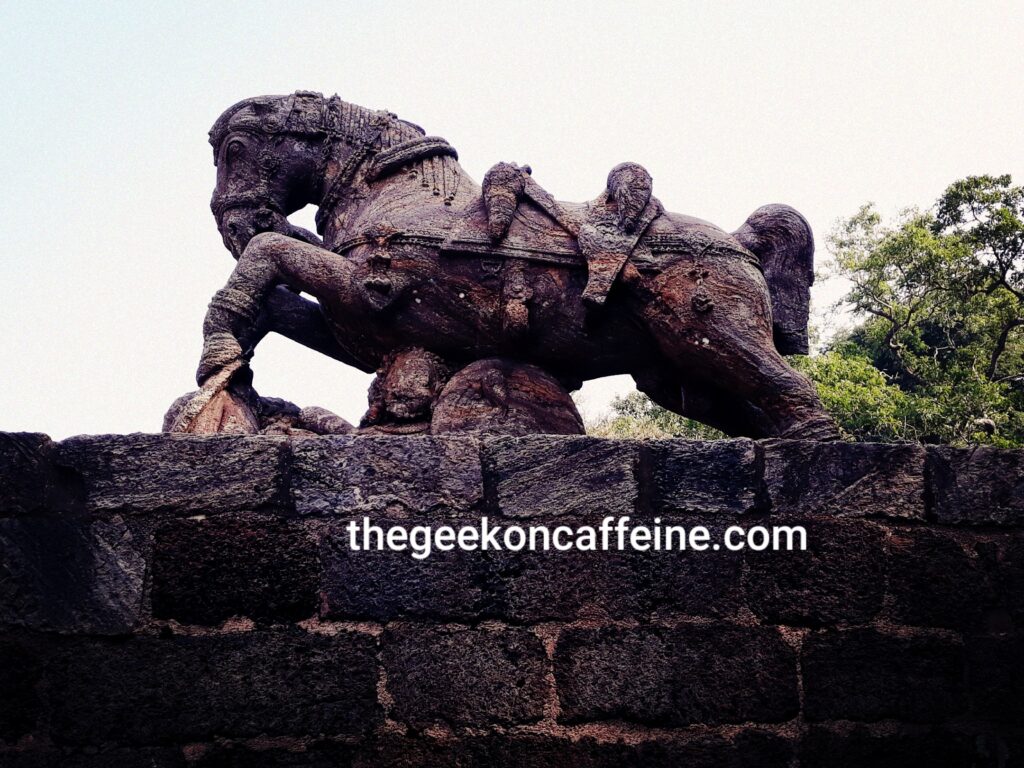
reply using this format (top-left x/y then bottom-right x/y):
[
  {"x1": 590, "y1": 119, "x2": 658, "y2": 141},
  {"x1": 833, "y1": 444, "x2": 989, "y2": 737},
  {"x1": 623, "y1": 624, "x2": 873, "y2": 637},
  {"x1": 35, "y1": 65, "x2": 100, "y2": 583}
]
[
  {"x1": 194, "y1": 92, "x2": 838, "y2": 439},
  {"x1": 313, "y1": 169, "x2": 661, "y2": 380}
]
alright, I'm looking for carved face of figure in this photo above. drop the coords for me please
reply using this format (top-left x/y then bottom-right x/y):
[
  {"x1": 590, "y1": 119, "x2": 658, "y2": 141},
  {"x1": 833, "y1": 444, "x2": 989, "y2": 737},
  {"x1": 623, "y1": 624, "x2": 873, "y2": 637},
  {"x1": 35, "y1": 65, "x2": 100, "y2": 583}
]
[{"x1": 380, "y1": 349, "x2": 450, "y2": 421}]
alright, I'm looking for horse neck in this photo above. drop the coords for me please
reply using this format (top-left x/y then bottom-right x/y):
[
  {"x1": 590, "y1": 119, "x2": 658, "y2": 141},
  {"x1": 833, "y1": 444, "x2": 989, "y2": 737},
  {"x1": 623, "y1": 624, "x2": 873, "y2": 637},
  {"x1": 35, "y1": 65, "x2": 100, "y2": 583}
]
[{"x1": 312, "y1": 105, "x2": 479, "y2": 243}]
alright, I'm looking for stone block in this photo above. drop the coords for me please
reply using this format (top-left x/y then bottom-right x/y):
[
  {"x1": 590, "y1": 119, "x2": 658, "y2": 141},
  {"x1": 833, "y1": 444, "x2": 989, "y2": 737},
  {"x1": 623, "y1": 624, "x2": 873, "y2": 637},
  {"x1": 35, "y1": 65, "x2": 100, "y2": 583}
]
[
  {"x1": 191, "y1": 742, "x2": 355, "y2": 767},
  {"x1": 320, "y1": 521, "x2": 495, "y2": 621},
  {"x1": 966, "y1": 634, "x2": 1024, "y2": 723},
  {"x1": 554, "y1": 623, "x2": 798, "y2": 725},
  {"x1": 357, "y1": 730, "x2": 793, "y2": 768},
  {"x1": 887, "y1": 529, "x2": 994, "y2": 630},
  {"x1": 151, "y1": 514, "x2": 318, "y2": 626},
  {"x1": 802, "y1": 628, "x2": 966, "y2": 722},
  {"x1": 764, "y1": 441, "x2": 925, "y2": 519},
  {"x1": 800, "y1": 725, "x2": 971, "y2": 768},
  {"x1": 0, "y1": 747, "x2": 187, "y2": 768},
  {"x1": 383, "y1": 624, "x2": 547, "y2": 727},
  {"x1": 639, "y1": 517, "x2": 746, "y2": 619},
  {"x1": 0, "y1": 636, "x2": 42, "y2": 742},
  {"x1": 745, "y1": 520, "x2": 886, "y2": 626},
  {"x1": 54, "y1": 434, "x2": 287, "y2": 515},
  {"x1": 0, "y1": 515, "x2": 143, "y2": 633},
  {"x1": 928, "y1": 446, "x2": 1024, "y2": 525},
  {"x1": 495, "y1": 548, "x2": 645, "y2": 622},
  {"x1": 996, "y1": 535, "x2": 1024, "y2": 630},
  {"x1": 292, "y1": 435, "x2": 482, "y2": 516},
  {"x1": 48, "y1": 629, "x2": 380, "y2": 744},
  {"x1": 483, "y1": 436, "x2": 638, "y2": 518},
  {"x1": 0, "y1": 432, "x2": 82, "y2": 517},
  {"x1": 644, "y1": 439, "x2": 760, "y2": 514}
]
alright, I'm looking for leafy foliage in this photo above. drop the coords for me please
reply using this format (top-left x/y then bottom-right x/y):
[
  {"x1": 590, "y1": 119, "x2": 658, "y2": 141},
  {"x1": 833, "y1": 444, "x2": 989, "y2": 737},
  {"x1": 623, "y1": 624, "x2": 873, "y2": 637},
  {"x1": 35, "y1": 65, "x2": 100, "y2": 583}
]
[
  {"x1": 588, "y1": 391, "x2": 725, "y2": 440},
  {"x1": 827, "y1": 174, "x2": 1024, "y2": 445}
]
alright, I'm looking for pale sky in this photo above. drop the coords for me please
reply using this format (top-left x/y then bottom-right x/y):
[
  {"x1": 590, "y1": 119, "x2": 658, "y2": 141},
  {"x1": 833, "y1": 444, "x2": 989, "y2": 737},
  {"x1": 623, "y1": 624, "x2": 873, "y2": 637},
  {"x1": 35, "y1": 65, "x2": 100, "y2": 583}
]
[{"x1": 1, "y1": 1, "x2": 1021, "y2": 438}]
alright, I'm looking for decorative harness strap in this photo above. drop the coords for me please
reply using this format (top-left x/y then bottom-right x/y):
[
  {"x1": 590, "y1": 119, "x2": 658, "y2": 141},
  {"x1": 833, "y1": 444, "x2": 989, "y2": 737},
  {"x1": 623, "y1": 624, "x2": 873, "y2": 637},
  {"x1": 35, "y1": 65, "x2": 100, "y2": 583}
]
[
  {"x1": 314, "y1": 110, "x2": 393, "y2": 233},
  {"x1": 315, "y1": 128, "x2": 459, "y2": 232},
  {"x1": 365, "y1": 137, "x2": 458, "y2": 182}
]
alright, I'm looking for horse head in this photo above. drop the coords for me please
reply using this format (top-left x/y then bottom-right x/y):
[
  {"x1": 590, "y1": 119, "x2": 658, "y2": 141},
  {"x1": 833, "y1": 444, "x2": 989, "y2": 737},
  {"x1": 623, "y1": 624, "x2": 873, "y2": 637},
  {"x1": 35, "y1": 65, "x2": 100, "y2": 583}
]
[
  {"x1": 208, "y1": 92, "x2": 332, "y2": 258},
  {"x1": 209, "y1": 92, "x2": 439, "y2": 259}
]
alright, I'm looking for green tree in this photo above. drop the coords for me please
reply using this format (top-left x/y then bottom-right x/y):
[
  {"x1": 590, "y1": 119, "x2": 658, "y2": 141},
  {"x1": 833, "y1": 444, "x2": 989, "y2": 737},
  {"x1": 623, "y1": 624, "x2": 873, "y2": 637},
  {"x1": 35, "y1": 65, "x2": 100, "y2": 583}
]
[{"x1": 828, "y1": 174, "x2": 1024, "y2": 445}]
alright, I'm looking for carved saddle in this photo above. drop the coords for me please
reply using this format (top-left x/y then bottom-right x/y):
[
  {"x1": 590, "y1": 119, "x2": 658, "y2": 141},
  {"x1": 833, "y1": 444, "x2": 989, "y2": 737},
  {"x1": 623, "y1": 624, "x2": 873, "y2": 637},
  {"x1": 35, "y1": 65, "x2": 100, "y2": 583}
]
[{"x1": 467, "y1": 161, "x2": 663, "y2": 307}]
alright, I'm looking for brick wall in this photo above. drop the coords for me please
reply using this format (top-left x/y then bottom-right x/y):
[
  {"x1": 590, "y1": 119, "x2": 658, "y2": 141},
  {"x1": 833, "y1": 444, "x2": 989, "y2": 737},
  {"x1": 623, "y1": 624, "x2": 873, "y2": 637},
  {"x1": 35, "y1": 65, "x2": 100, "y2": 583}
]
[{"x1": 1, "y1": 432, "x2": 1022, "y2": 766}]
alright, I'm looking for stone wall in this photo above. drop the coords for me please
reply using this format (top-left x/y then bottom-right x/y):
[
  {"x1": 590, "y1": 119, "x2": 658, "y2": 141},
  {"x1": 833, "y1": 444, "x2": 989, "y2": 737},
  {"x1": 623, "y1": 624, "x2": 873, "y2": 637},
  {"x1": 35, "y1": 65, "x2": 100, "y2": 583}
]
[{"x1": 1, "y1": 432, "x2": 1023, "y2": 766}]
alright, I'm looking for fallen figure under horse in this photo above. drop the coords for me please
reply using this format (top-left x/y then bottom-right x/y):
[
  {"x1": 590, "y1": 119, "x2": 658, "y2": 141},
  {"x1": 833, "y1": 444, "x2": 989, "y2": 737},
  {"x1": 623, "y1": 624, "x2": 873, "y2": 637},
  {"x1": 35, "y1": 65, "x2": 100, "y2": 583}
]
[{"x1": 165, "y1": 90, "x2": 839, "y2": 440}]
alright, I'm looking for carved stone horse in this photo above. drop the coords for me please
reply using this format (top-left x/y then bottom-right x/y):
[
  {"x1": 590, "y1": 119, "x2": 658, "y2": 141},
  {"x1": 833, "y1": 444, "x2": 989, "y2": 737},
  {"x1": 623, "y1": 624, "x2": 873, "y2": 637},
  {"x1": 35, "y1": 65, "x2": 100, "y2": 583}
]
[{"x1": 169, "y1": 90, "x2": 838, "y2": 440}]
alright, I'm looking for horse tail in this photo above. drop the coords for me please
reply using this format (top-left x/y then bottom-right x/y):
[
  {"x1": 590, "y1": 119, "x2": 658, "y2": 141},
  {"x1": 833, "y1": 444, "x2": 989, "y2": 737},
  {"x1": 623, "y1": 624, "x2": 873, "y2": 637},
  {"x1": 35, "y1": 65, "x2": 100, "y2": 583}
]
[{"x1": 732, "y1": 204, "x2": 815, "y2": 355}]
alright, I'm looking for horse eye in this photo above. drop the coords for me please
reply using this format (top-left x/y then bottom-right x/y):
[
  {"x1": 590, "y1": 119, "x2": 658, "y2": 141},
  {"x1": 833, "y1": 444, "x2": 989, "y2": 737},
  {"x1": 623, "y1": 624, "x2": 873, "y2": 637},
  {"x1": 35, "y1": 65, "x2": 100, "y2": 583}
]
[{"x1": 227, "y1": 140, "x2": 245, "y2": 160}]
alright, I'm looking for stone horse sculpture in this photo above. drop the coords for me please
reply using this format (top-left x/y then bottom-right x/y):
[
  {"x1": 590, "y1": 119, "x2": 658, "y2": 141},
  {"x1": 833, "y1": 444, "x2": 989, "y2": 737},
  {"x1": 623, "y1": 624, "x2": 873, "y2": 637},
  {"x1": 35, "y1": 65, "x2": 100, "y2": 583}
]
[{"x1": 166, "y1": 90, "x2": 838, "y2": 440}]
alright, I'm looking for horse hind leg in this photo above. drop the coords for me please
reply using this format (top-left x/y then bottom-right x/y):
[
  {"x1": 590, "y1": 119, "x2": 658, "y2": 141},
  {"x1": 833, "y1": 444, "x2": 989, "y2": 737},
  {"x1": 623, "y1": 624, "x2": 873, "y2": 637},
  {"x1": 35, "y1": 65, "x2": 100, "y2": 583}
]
[{"x1": 629, "y1": 259, "x2": 839, "y2": 441}]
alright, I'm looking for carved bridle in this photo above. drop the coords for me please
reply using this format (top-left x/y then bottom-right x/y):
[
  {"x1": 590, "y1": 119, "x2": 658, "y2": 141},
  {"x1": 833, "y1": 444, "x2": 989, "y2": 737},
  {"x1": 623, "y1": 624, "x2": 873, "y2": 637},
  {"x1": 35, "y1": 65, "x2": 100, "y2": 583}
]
[
  {"x1": 209, "y1": 91, "x2": 339, "y2": 220},
  {"x1": 209, "y1": 91, "x2": 458, "y2": 231}
]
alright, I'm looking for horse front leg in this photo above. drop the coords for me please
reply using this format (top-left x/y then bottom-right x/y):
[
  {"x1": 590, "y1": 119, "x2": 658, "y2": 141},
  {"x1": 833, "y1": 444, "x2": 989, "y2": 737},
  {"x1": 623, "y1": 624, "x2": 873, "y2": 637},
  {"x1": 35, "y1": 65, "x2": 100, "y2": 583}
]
[{"x1": 197, "y1": 232, "x2": 352, "y2": 384}]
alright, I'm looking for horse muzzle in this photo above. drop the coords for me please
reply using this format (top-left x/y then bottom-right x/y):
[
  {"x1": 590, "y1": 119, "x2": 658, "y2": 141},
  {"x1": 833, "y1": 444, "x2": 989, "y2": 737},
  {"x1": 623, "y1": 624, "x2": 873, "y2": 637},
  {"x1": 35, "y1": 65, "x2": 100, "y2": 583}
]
[
  {"x1": 216, "y1": 206, "x2": 324, "y2": 259},
  {"x1": 216, "y1": 207, "x2": 278, "y2": 259}
]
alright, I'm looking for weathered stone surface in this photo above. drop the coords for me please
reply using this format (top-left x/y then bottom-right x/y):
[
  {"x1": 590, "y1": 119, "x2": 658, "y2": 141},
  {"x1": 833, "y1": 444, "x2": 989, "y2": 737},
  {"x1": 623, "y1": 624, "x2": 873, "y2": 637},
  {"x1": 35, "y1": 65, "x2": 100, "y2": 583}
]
[
  {"x1": 745, "y1": 520, "x2": 886, "y2": 626},
  {"x1": 54, "y1": 434, "x2": 287, "y2": 515},
  {"x1": 383, "y1": 624, "x2": 547, "y2": 727},
  {"x1": 0, "y1": 432, "x2": 82, "y2": 517},
  {"x1": 320, "y1": 521, "x2": 495, "y2": 621},
  {"x1": 929, "y1": 446, "x2": 1024, "y2": 525},
  {"x1": 0, "y1": 515, "x2": 143, "y2": 633},
  {"x1": 48, "y1": 630, "x2": 380, "y2": 744},
  {"x1": 966, "y1": 634, "x2": 1024, "y2": 723},
  {"x1": 152, "y1": 514, "x2": 318, "y2": 625},
  {"x1": 996, "y1": 535, "x2": 1024, "y2": 630},
  {"x1": 358, "y1": 730, "x2": 793, "y2": 768},
  {"x1": 554, "y1": 624, "x2": 798, "y2": 725},
  {"x1": 3, "y1": 431, "x2": 1024, "y2": 761},
  {"x1": 292, "y1": 435, "x2": 482, "y2": 516},
  {"x1": 644, "y1": 439, "x2": 759, "y2": 515},
  {"x1": 640, "y1": 517, "x2": 746, "y2": 619},
  {"x1": 887, "y1": 529, "x2": 995, "y2": 630},
  {"x1": 800, "y1": 725, "x2": 971, "y2": 768},
  {"x1": 0, "y1": 636, "x2": 42, "y2": 742},
  {"x1": 0, "y1": 747, "x2": 187, "y2": 768},
  {"x1": 483, "y1": 436, "x2": 638, "y2": 518},
  {"x1": 192, "y1": 742, "x2": 355, "y2": 767},
  {"x1": 802, "y1": 629, "x2": 966, "y2": 722},
  {"x1": 495, "y1": 548, "x2": 645, "y2": 623},
  {"x1": 764, "y1": 441, "x2": 925, "y2": 518}
]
